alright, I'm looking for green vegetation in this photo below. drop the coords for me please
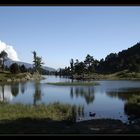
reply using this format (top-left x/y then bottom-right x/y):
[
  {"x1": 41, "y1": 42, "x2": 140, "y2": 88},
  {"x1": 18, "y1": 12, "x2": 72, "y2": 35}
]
[
  {"x1": 126, "y1": 95, "x2": 140, "y2": 105},
  {"x1": 56, "y1": 42, "x2": 140, "y2": 79},
  {"x1": 47, "y1": 82, "x2": 99, "y2": 86},
  {"x1": 0, "y1": 102, "x2": 79, "y2": 133},
  {"x1": 0, "y1": 50, "x2": 8, "y2": 71},
  {"x1": 0, "y1": 71, "x2": 43, "y2": 83},
  {"x1": 0, "y1": 50, "x2": 46, "y2": 82},
  {"x1": 9, "y1": 63, "x2": 28, "y2": 74},
  {"x1": 32, "y1": 51, "x2": 44, "y2": 73},
  {"x1": 116, "y1": 71, "x2": 140, "y2": 79},
  {"x1": 71, "y1": 70, "x2": 140, "y2": 80},
  {"x1": 1, "y1": 42, "x2": 140, "y2": 82},
  {"x1": 0, "y1": 102, "x2": 140, "y2": 134},
  {"x1": 0, "y1": 71, "x2": 10, "y2": 81},
  {"x1": 0, "y1": 102, "x2": 76, "y2": 122},
  {"x1": 125, "y1": 95, "x2": 140, "y2": 117},
  {"x1": 0, "y1": 72, "x2": 25, "y2": 82},
  {"x1": 0, "y1": 102, "x2": 139, "y2": 134},
  {"x1": 10, "y1": 63, "x2": 20, "y2": 74}
]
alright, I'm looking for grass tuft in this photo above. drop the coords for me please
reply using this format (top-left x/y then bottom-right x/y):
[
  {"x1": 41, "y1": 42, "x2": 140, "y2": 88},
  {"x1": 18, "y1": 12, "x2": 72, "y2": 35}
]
[{"x1": 0, "y1": 102, "x2": 78, "y2": 122}]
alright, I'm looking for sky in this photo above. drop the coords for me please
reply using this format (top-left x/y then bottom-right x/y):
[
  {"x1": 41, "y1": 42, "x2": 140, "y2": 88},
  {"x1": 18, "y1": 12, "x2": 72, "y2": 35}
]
[{"x1": 0, "y1": 6, "x2": 140, "y2": 69}]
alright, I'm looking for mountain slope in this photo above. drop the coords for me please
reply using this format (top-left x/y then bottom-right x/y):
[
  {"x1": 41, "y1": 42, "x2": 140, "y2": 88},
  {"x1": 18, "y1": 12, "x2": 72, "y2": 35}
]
[
  {"x1": 98, "y1": 42, "x2": 140, "y2": 73},
  {"x1": 5, "y1": 58, "x2": 56, "y2": 72}
]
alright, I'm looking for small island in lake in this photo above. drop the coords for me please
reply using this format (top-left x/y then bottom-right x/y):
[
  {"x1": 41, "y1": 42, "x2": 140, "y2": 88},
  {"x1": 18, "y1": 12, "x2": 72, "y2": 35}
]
[{"x1": 47, "y1": 82, "x2": 99, "y2": 86}]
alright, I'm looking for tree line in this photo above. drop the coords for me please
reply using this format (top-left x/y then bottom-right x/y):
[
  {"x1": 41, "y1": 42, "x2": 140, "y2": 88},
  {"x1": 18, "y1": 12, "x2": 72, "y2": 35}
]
[
  {"x1": 56, "y1": 42, "x2": 140, "y2": 76},
  {"x1": 0, "y1": 50, "x2": 45, "y2": 74},
  {"x1": 55, "y1": 54, "x2": 99, "y2": 76},
  {"x1": 1, "y1": 42, "x2": 140, "y2": 76}
]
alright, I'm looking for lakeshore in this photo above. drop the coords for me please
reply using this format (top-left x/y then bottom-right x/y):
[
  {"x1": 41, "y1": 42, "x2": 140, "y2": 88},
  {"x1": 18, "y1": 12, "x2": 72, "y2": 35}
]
[{"x1": 0, "y1": 102, "x2": 140, "y2": 134}]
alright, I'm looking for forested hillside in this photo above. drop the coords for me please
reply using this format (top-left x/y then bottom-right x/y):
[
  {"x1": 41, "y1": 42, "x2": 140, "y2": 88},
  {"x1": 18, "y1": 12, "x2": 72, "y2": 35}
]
[
  {"x1": 98, "y1": 42, "x2": 140, "y2": 73},
  {"x1": 57, "y1": 42, "x2": 140, "y2": 76}
]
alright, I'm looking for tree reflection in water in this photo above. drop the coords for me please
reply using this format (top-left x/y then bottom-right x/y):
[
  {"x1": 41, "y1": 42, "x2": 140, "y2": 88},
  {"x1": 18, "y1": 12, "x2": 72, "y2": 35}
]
[
  {"x1": 11, "y1": 83, "x2": 19, "y2": 97},
  {"x1": 70, "y1": 86, "x2": 95, "y2": 105},
  {"x1": 71, "y1": 105, "x2": 84, "y2": 122},
  {"x1": 106, "y1": 89, "x2": 140, "y2": 101},
  {"x1": 33, "y1": 82, "x2": 42, "y2": 106},
  {"x1": 124, "y1": 95, "x2": 140, "y2": 122},
  {"x1": 21, "y1": 82, "x2": 26, "y2": 94},
  {"x1": 0, "y1": 84, "x2": 5, "y2": 102},
  {"x1": 77, "y1": 105, "x2": 84, "y2": 117},
  {"x1": 107, "y1": 90, "x2": 140, "y2": 123}
]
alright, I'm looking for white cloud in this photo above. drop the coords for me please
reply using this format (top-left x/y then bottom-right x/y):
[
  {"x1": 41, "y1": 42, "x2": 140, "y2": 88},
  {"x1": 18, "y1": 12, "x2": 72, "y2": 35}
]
[{"x1": 0, "y1": 40, "x2": 20, "y2": 61}]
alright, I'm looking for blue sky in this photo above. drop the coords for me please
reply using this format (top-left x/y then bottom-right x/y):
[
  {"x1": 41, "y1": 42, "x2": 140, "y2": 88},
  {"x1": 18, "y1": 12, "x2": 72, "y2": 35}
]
[{"x1": 0, "y1": 6, "x2": 140, "y2": 69}]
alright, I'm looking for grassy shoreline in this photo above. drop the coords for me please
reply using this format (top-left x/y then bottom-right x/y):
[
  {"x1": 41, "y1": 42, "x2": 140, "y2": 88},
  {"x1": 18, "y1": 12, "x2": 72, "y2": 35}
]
[
  {"x1": 71, "y1": 70, "x2": 140, "y2": 81},
  {"x1": 0, "y1": 102, "x2": 75, "y2": 122},
  {"x1": 1, "y1": 70, "x2": 140, "y2": 84},
  {"x1": 0, "y1": 102, "x2": 140, "y2": 134},
  {"x1": 125, "y1": 95, "x2": 140, "y2": 117},
  {"x1": 0, "y1": 71, "x2": 43, "y2": 83}
]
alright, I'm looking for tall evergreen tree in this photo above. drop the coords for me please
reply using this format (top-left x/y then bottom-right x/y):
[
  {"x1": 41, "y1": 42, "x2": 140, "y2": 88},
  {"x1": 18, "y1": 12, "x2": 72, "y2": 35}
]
[
  {"x1": 32, "y1": 51, "x2": 37, "y2": 72},
  {"x1": 32, "y1": 51, "x2": 44, "y2": 73},
  {"x1": 10, "y1": 63, "x2": 20, "y2": 74},
  {"x1": 70, "y1": 58, "x2": 74, "y2": 75},
  {"x1": 0, "y1": 50, "x2": 8, "y2": 71},
  {"x1": 84, "y1": 54, "x2": 94, "y2": 73}
]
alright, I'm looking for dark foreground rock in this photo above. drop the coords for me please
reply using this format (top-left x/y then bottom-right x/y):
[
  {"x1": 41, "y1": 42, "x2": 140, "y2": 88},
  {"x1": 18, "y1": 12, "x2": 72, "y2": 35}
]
[{"x1": 0, "y1": 118, "x2": 140, "y2": 134}]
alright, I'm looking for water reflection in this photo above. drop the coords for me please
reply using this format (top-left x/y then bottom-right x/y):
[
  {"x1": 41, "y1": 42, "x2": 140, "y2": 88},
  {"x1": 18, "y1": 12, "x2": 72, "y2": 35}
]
[
  {"x1": 0, "y1": 84, "x2": 13, "y2": 102},
  {"x1": 33, "y1": 82, "x2": 42, "y2": 106},
  {"x1": 71, "y1": 105, "x2": 85, "y2": 122},
  {"x1": 0, "y1": 81, "x2": 43, "y2": 105},
  {"x1": 77, "y1": 105, "x2": 84, "y2": 118},
  {"x1": 70, "y1": 86, "x2": 95, "y2": 105},
  {"x1": 0, "y1": 84, "x2": 5, "y2": 102},
  {"x1": 106, "y1": 90, "x2": 140, "y2": 123},
  {"x1": 0, "y1": 76, "x2": 140, "y2": 123},
  {"x1": 106, "y1": 90, "x2": 140, "y2": 101},
  {"x1": 124, "y1": 95, "x2": 140, "y2": 121},
  {"x1": 11, "y1": 83, "x2": 19, "y2": 97},
  {"x1": 21, "y1": 82, "x2": 26, "y2": 94}
]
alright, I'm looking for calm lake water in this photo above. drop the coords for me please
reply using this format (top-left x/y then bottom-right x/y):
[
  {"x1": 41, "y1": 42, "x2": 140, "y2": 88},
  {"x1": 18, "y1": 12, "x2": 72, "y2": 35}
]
[{"x1": 0, "y1": 75, "x2": 140, "y2": 123}]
